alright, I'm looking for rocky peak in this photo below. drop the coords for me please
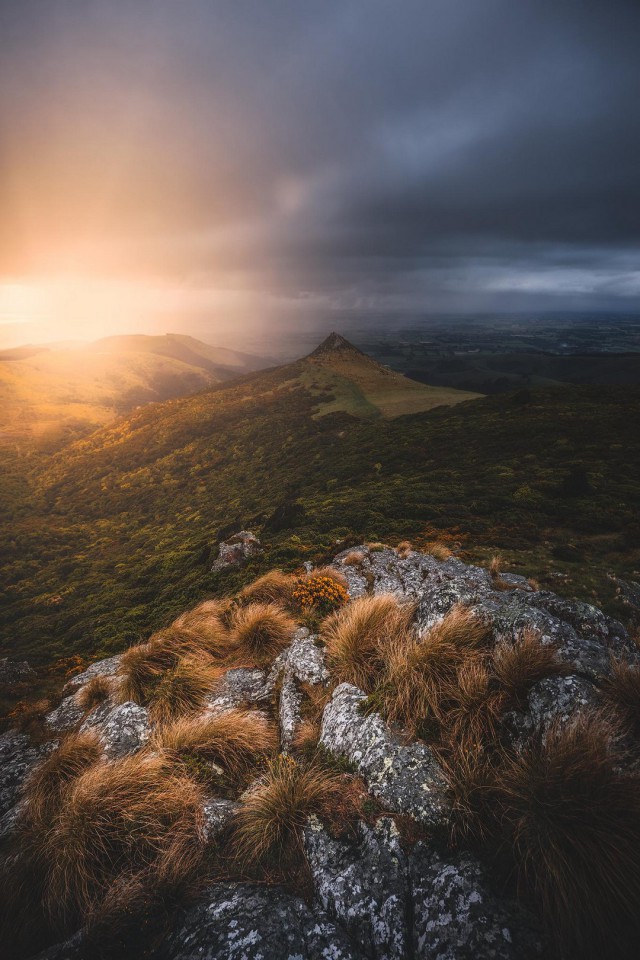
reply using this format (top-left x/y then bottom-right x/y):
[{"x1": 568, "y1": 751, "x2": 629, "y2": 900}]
[{"x1": 305, "y1": 331, "x2": 367, "y2": 361}]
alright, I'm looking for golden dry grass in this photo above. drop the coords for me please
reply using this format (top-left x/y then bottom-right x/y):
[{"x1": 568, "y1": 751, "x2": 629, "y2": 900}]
[
  {"x1": 238, "y1": 570, "x2": 297, "y2": 606},
  {"x1": 322, "y1": 593, "x2": 415, "y2": 690},
  {"x1": 152, "y1": 709, "x2": 278, "y2": 779},
  {"x1": 342, "y1": 549, "x2": 366, "y2": 566},
  {"x1": 23, "y1": 730, "x2": 103, "y2": 827},
  {"x1": 379, "y1": 607, "x2": 488, "y2": 734},
  {"x1": 230, "y1": 756, "x2": 345, "y2": 866},
  {"x1": 423, "y1": 540, "x2": 453, "y2": 561},
  {"x1": 229, "y1": 602, "x2": 297, "y2": 665},
  {"x1": 171, "y1": 601, "x2": 232, "y2": 656},
  {"x1": 147, "y1": 657, "x2": 221, "y2": 724},
  {"x1": 395, "y1": 540, "x2": 413, "y2": 558},
  {"x1": 492, "y1": 629, "x2": 567, "y2": 707},
  {"x1": 76, "y1": 675, "x2": 113, "y2": 712}
]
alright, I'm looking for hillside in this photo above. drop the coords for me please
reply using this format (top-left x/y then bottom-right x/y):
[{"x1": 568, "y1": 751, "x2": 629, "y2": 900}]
[
  {"x1": 0, "y1": 335, "x2": 638, "y2": 677},
  {"x1": 0, "y1": 334, "x2": 269, "y2": 450},
  {"x1": 300, "y1": 332, "x2": 480, "y2": 417}
]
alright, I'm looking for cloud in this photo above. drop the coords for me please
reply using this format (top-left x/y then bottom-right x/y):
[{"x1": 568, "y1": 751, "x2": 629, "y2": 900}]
[{"x1": 1, "y1": 0, "x2": 639, "y2": 328}]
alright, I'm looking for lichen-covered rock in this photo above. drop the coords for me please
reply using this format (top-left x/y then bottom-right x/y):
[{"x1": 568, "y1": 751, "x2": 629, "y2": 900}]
[
  {"x1": 205, "y1": 667, "x2": 268, "y2": 714},
  {"x1": 266, "y1": 631, "x2": 329, "y2": 748},
  {"x1": 0, "y1": 729, "x2": 55, "y2": 819},
  {"x1": 211, "y1": 530, "x2": 262, "y2": 572},
  {"x1": 45, "y1": 694, "x2": 85, "y2": 732},
  {"x1": 62, "y1": 654, "x2": 123, "y2": 694},
  {"x1": 506, "y1": 674, "x2": 600, "y2": 741},
  {"x1": 158, "y1": 883, "x2": 361, "y2": 960},
  {"x1": 320, "y1": 683, "x2": 450, "y2": 827},
  {"x1": 82, "y1": 701, "x2": 150, "y2": 758},
  {"x1": 304, "y1": 816, "x2": 409, "y2": 960},
  {"x1": 200, "y1": 799, "x2": 237, "y2": 843},
  {"x1": 410, "y1": 845, "x2": 545, "y2": 959}
]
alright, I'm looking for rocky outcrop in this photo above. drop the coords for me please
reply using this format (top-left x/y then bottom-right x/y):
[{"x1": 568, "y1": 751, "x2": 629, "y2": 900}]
[
  {"x1": 158, "y1": 883, "x2": 359, "y2": 960},
  {"x1": 320, "y1": 683, "x2": 451, "y2": 827},
  {"x1": 410, "y1": 845, "x2": 544, "y2": 959},
  {"x1": 211, "y1": 530, "x2": 261, "y2": 572},
  {"x1": 0, "y1": 729, "x2": 55, "y2": 822},
  {"x1": 4, "y1": 542, "x2": 637, "y2": 960}
]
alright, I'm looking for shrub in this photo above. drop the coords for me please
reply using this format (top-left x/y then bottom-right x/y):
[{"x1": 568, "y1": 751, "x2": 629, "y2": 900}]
[
  {"x1": 495, "y1": 713, "x2": 640, "y2": 959},
  {"x1": 147, "y1": 657, "x2": 221, "y2": 724},
  {"x1": 230, "y1": 602, "x2": 298, "y2": 665},
  {"x1": 238, "y1": 570, "x2": 297, "y2": 606},
  {"x1": 76, "y1": 675, "x2": 112, "y2": 712},
  {"x1": 601, "y1": 659, "x2": 640, "y2": 738},
  {"x1": 230, "y1": 756, "x2": 344, "y2": 867},
  {"x1": 292, "y1": 574, "x2": 348, "y2": 616},
  {"x1": 322, "y1": 593, "x2": 414, "y2": 690},
  {"x1": 152, "y1": 709, "x2": 277, "y2": 781},
  {"x1": 492, "y1": 629, "x2": 567, "y2": 707}
]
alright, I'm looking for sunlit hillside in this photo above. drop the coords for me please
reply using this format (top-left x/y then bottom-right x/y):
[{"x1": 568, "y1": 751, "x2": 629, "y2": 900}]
[{"x1": 0, "y1": 334, "x2": 269, "y2": 450}]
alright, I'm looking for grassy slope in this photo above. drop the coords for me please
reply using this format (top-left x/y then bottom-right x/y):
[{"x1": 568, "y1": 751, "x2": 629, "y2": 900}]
[
  {"x1": 1, "y1": 351, "x2": 638, "y2": 670},
  {"x1": 0, "y1": 334, "x2": 270, "y2": 450}
]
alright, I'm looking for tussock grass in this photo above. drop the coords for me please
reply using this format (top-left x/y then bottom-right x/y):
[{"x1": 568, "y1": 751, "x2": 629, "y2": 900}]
[
  {"x1": 492, "y1": 629, "x2": 567, "y2": 707},
  {"x1": 489, "y1": 554, "x2": 503, "y2": 577},
  {"x1": 171, "y1": 600, "x2": 232, "y2": 655},
  {"x1": 342, "y1": 549, "x2": 365, "y2": 566},
  {"x1": 379, "y1": 606, "x2": 489, "y2": 734},
  {"x1": 424, "y1": 540, "x2": 452, "y2": 561},
  {"x1": 494, "y1": 712, "x2": 640, "y2": 959},
  {"x1": 118, "y1": 632, "x2": 217, "y2": 707},
  {"x1": 238, "y1": 570, "x2": 297, "y2": 606},
  {"x1": 229, "y1": 602, "x2": 297, "y2": 665},
  {"x1": 23, "y1": 730, "x2": 103, "y2": 827},
  {"x1": 3, "y1": 753, "x2": 206, "y2": 953},
  {"x1": 76, "y1": 675, "x2": 112, "y2": 712},
  {"x1": 152, "y1": 709, "x2": 277, "y2": 780},
  {"x1": 8, "y1": 698, "x2": 51, "y2": 739},
  {"x1": 147, "y1": 658, "x2": 221, "y2": 724},
  {"x1": 395, "y1": 540, "x2": 413, "y2": 558},
  {"x1": 601, "y1": 659, "x2": 640, "y2": 738},
  {"x1": 231, "y1": 757, "x2": 344, "y2": 866},
  {"x1": 322, "y1": 593, "x2": 414, "y2": 689}
]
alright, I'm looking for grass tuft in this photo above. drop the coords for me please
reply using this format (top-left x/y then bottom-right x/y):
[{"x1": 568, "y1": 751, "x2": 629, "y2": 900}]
[
  {"x1": 238, "y1": 570, "x2": 297, "y2": 606},
  {"x1": 152, "y1": 709, "x2": 277, "y2": 781},
  {"x1": 147, "y1": 657, "x2": 221, "y2": 724},
  {"x1": 342, "y1": 550, "x2": 365, "y2": 566},
  {"x1": 76, "y1": 675, "x2": 112, "y2": 712},
  {"x1": 229, "y1": 602, "x2": 297, "y2": 665},
  {"x1": 494, "y1": 712, "x2": 640, "y2": 959},
  {"x1": 492, "y1": 629, "x2": 567, "y2": 707},
  {"x1": 322, "y1": 593, "x2": 414, "y2": 690},
  {"x1": 230, "y1": 756, "x2": 344, "y2": 867},
  {"x1": 424, "y1": 540, "x2": 452, "y2": 561},
  {"x1": 23, "y1": 730, "x2": 103, "y2": 828},
  {"x1": 601, "y1": 658, "x2": 640, "y2": 738}
]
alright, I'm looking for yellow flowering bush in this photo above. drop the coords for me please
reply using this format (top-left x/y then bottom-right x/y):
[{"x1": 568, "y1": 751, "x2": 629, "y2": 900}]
[{"x1": 292, "y1": 574, "x2": 349, "y2": 615}]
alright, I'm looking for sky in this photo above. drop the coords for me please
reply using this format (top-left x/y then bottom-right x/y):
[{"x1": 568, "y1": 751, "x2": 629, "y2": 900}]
[{"x1": 1, "y1": 0, "x2": 639, "y2": 347}]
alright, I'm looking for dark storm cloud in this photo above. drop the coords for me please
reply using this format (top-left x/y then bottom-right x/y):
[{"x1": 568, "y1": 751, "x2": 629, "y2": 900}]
[{"x1": 1, "y1": 0, "x2": 639, "y2": 312}]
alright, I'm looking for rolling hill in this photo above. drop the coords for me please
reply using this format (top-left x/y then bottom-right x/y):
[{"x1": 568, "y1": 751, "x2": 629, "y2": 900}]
[
  {"x1": 0, "y1": 333, "x2": 638, "y2": 690},
  {"x1": 0, "y1": 333, "x2": 270, "y2": 450}
]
